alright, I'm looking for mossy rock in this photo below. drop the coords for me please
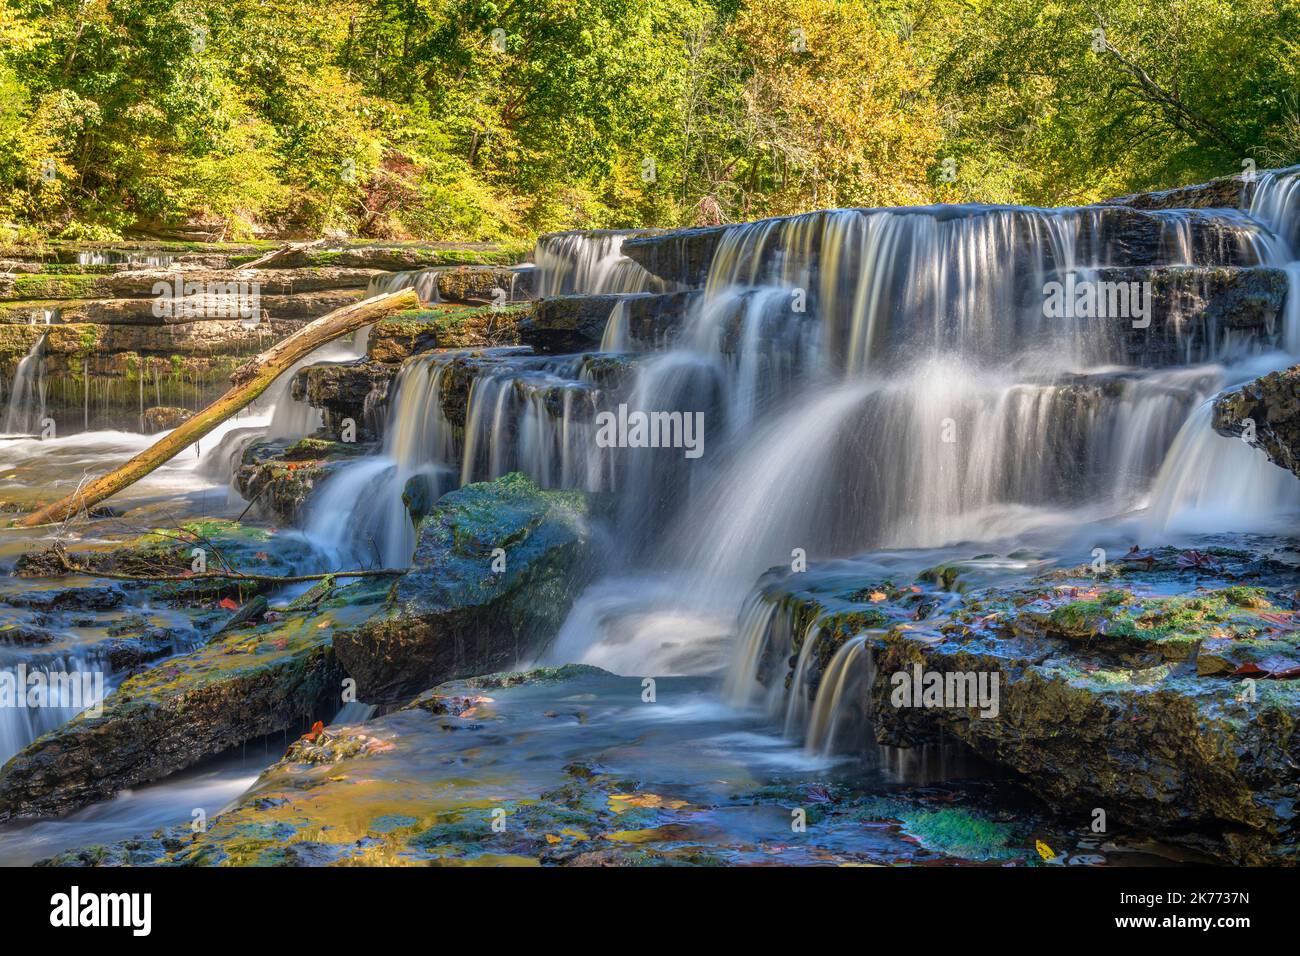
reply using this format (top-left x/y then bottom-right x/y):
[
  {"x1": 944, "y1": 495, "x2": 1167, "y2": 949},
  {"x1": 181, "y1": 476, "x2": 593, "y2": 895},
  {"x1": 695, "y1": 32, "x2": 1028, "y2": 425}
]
[{"x1": 334, "y1": 472, "x2": 594, "y2": 704}]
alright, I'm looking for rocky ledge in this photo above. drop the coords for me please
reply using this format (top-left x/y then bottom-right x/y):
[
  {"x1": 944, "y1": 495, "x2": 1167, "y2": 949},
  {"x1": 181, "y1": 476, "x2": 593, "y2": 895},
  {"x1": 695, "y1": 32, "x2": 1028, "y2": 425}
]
[
  {"x1": 741, "y1": 545, "x2": 1300, "y2": 864},
  {"x1": 0, "y1": 521, "x2": 375, "y2": 820},
  {"x1": 334, "y1": 473, "x2": 593, "y2": 704},
  {"x1": 1214, "y1": 363, "x2": 1300, "y2": 479}
]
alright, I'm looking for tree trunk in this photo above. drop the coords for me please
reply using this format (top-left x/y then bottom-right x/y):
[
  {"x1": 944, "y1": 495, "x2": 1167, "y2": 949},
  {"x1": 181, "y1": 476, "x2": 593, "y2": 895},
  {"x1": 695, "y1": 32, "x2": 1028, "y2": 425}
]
[
  {"x1": 17, "y1": 287, "x2": 420, "y2": 528},
  {"x1": 239, "y1": 238, "x2": 329, "y2": 270}
]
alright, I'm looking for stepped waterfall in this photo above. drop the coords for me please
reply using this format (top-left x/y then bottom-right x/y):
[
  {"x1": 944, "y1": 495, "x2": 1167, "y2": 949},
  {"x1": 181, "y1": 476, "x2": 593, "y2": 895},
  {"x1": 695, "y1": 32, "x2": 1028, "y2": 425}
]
[
  {"x1": 2, "y1": 172, "x2": 1298, "y2": 870},
  {"x1": 310, "y1": 178, "x2": 1300, "y2": 691}
]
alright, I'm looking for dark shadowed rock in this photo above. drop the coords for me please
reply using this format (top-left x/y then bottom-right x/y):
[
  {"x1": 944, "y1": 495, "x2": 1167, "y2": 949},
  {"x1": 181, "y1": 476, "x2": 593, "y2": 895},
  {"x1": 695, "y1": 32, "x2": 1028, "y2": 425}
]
[
  {"x1": 519, "y1": 292, "x2": 695, "y2": 353},
  {"x1": 1214, "y1": 363, "x2": 1300, "y2": 479}
]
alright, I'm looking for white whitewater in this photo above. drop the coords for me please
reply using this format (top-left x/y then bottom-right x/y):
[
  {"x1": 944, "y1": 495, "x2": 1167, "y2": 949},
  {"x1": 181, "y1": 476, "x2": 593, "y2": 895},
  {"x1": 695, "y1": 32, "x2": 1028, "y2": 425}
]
[
  {"x1": 301, "y1": 186, "x2": 1300, "y2": 703},
  {"x1": 2, "y1": 334, "x2": 48, "y2": 436},
  {"x1": 533, "y1": 231, "x2": 672, "y2": 296}
]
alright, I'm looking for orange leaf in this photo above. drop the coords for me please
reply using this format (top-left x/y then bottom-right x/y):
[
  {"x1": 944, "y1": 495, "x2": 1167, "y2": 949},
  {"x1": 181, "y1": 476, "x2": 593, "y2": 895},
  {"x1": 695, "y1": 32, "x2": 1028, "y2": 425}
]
[{"x1": 219, "y1": 597, "x2": 239, "y2": 611}]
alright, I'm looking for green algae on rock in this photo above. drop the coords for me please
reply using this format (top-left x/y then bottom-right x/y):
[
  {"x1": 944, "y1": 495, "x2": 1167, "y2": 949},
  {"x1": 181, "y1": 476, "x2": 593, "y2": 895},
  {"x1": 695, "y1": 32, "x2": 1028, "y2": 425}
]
[
  {"x1": 333, "y1": 473, "x2": 593, "y2": 704},
  {"x1": 740, "y1": 548, "x2": 1300, "y2": 864},
  {"x1": 0, "y1": 577, "x2": 389, "y2": 821}
]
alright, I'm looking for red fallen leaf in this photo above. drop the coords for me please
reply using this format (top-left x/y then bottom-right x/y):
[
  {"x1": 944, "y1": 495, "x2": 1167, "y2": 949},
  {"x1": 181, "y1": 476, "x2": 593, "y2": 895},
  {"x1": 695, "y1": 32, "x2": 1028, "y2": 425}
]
[
  {"x1": 1177, "y1": 550, "x2": 1222, "y2": 572},
  {"x1": 1257, "y1": 655, "x2": 1300, "y2": 678},
  {"x1": 302, "y1": 720, "x2": 325, "y2": 742},
  {"x1": 219, "y1": 597, "x2": 239, "y2": 611},
  {"x1": 1121, "y1": 546, "x2": 1155, "y2": 567},
  {"x1": 1232, "y1": 662, "x2": 1267, "y2": 676},
  {"x1": 253, "y1": 551, "x2": 270, "y2": 561},
  {"x1": 271, "y1": 637, "x2": 288, "y2": 650},
  {"x1": 806, "y1": 785, "x2": 832, "y2": 803}
]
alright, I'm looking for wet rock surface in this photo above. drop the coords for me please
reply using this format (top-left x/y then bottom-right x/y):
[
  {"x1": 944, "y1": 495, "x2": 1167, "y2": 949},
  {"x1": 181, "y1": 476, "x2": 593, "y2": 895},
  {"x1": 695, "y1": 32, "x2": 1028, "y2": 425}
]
[
  {"x1": 743, "y1": 545, "x2": 1300, "y2": 863},
  {"x1": 235, "y1": 439, "x2": 373, "y2": 525},
  {"x1": 334, "y1": 473, "x2": 593, "y2": 704},
  {"x1": 0, "y1": 574, "x2": 387, "y2": 821},
  {"x1": 37, "y1": 666, "x2": 1151, "y2": 867},
  {"x1": 1214, "y1": 363, "x2": 1300, "y2": 478}
]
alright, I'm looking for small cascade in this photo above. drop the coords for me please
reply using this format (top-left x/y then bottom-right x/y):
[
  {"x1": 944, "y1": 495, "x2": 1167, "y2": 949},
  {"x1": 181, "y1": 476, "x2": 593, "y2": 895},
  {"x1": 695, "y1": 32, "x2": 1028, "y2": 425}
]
[
  {"x1": 330, "y1": 701, "x2": 377, "y2": 725},
  {"x1": 305, "y1": 354, "x2": 462, "y2": 567},
  {"x1": 1248, "y1": 166, "x2": 1300, "y2": 351},
  {"x1": 723, "y1": 588, "x2": 880, "y2": 758},
  {"x1": 366, "y1": 268, "x2": 441, "y2": 303},
  {"x1": 804, "y1": 635, "x2": 873, "y2": 757},
  {"x1": 77, "y1": 250, "x2": 177, "y2": 268},
  {"x1": 599, "y1": 298, "x2": 628, "y2": 351},
  {"x1": 1249, "y1": 165, "x2": 1300, "y2": 255},
  {"x1": 533, "y1": 231, "x2": 670, "y2": 296},
  {"x1": 1144, "y1": 392, "x2": 1300, "y2": 534},
  {"x1": 0, "y1": 647, "x2": 116, "y2": 764},
  {"x1": 459, "y1": 355, "x2": 612, "y2": 491},
  {"x1": 2, "y1": 334, "x2": 48, "y2": 435}
]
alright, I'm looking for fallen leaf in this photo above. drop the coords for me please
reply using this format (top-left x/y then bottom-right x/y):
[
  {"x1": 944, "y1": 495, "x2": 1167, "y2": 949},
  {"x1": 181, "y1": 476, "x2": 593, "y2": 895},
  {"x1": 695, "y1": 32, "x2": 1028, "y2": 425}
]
[
  {"x1": 219, "y1": 597, "x2": 239, "y2": 611},
  {"x1": 1035, "y1": 840, "x2": 1056, "y2": 861}
]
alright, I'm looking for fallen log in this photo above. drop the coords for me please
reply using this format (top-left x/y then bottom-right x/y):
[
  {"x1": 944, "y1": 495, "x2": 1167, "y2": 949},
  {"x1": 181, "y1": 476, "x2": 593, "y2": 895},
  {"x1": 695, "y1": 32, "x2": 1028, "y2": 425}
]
[
  {"x1": 239, "y1": 238, "x2": 329, "y2": 270},
  {"x1": 16, "y1": 287, "x2": 420, "y2": 527}
]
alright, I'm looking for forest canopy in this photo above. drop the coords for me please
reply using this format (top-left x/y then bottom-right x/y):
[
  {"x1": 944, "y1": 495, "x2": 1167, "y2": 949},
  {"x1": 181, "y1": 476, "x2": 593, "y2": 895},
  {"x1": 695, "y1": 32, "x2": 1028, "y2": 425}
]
[{"x1": 1, "y1": 0, "x2": 1297, "y2": 241}]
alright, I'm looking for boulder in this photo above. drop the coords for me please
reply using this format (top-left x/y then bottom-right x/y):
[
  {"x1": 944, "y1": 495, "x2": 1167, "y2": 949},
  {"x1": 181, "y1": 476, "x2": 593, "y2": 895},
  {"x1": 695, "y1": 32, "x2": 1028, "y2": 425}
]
[
  {"x1": 740, "y1": 546, "x2": 1300, "y2": 863},
  {"x1": 436, "y1": 266, "x2": 533, "y2": 303},
  {"x1": 333, "y1": 473, "x2": 593, "y2": 704},
  {"x1": 366, "y1": 304, "x2": 529, "y2": 363},
  {"x1": 292, "y1": 360, "x2": 394, "y2": 442},
  {"x1": 1214, "y1": 363, "x2": 1300, "y2": 479},
  {"x1": 234, "y1": 439, "x2": 373, "y2": 524},
  {"x1": 141, "y1": 406, "x2": 193, "y2": 434}
]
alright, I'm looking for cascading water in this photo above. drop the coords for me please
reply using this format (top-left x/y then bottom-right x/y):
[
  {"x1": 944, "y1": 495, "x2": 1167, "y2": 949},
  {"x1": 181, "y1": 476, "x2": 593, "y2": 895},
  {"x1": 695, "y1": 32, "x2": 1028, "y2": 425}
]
[
  {"x1": 301, "y1": 182, "x2": 1300, "y2": 757},
  {"x1": 76, "y1": 251, "x2": 177, "y2": 268},
  {"x1": 305, "y1": 353, "x2": 463, "y2": 567},
  {"x1": 533, "y1": 231, "x2": 674, "y2": 296},
  {"x1": 2, "y1": 334, "x2": 47, "y2": 436}
]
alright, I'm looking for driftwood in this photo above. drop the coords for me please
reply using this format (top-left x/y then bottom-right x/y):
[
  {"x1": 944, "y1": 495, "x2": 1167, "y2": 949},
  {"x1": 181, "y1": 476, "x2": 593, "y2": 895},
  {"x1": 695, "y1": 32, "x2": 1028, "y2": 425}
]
[
  {"x1": 16, "y1": 287, "x2": 420, "y2": 527},
  {"x1": 238, "y1": 238, "x2": 329, "y2": 270}
]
